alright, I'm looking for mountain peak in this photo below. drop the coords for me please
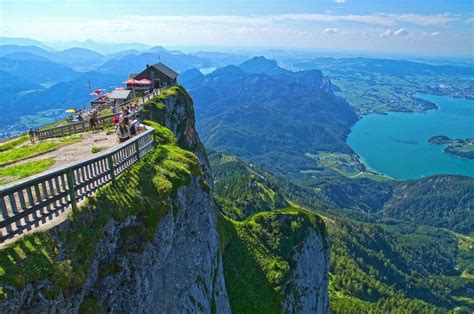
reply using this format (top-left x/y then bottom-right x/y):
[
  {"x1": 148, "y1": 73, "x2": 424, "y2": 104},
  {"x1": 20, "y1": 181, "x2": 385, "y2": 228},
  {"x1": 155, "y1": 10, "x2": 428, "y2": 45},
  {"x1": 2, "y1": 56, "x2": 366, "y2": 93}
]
[
  {"x1": 209, "y1": 64, "x2": 246, "y2": 77},
  {"x1": 238, "y1": 56, "x2": 289, "y2": 76}
]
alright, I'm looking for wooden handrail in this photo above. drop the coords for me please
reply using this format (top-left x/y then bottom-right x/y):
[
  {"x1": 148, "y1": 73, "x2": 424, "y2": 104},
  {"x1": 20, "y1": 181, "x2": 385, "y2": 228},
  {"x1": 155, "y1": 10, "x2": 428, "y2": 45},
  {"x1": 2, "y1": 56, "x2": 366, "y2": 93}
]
[
  {"x1": 34, "y1": 97, "x2": 143, "y2": 141},
  {"x1": 35, "y1": 113, "x2": 117, "y2": 141},
  {"x1": 0, "y1": 127, "x2": 156, "y2": 243}
]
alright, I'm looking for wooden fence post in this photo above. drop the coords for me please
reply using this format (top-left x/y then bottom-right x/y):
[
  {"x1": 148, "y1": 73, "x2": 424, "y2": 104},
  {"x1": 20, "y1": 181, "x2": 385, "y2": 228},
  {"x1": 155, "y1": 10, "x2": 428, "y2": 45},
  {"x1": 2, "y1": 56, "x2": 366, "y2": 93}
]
[
  {"x1": 66, "y1": 170, "x2": 78, "y2": 214},
  {"x1": 134, "y1": 140, "x2": 140, "y2": 161},
  {"x1": 107, "y1": 155, "x2": 116, "y2": 184}
]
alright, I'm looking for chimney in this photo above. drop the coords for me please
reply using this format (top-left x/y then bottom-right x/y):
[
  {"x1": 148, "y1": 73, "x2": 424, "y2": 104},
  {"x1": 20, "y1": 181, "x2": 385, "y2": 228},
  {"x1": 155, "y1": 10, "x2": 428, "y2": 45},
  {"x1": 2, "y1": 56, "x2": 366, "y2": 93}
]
[{"x1": 146, "y1": 64, "x2": 150, "y2": 68}]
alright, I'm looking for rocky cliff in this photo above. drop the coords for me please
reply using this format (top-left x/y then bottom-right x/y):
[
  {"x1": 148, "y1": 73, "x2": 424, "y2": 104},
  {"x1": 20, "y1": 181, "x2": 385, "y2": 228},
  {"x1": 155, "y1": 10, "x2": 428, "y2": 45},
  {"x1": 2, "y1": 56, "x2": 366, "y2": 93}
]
[
  {"x1": 0, "y1": 86, "x2": 229, "y2": 313},
  {"x1": 282, "y1": 230, "x2": 330, "y2": 313},
  {"x1": 220, "y1": 209, "x2": 330, "y2": 313},
  {"x1": 0, "y1": 85, "x2": 330, "y2": 313}
]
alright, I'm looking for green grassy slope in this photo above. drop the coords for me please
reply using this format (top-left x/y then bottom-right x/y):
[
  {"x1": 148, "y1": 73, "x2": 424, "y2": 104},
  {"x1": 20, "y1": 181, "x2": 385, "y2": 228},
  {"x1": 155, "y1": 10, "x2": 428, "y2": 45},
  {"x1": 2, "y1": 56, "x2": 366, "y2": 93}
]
[
  {"x1": 211, "y1": 152, "x2": 474, "y2": 312},
  {"x1": 219, "y1": 208, "x2": 328, "y2": 313}
]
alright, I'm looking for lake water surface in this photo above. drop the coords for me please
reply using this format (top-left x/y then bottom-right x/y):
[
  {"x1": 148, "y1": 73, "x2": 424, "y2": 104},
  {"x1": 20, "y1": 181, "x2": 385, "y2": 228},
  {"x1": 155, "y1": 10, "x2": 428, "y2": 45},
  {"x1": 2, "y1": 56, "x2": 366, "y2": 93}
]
[{"x1": 347, "y1": 94, "x2": 474, "y2": 180}]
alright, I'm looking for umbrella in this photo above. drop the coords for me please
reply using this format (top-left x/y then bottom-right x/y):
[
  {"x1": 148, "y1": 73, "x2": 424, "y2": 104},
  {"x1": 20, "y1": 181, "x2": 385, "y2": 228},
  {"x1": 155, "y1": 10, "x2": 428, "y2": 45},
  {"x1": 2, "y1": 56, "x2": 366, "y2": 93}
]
[
  {"x1": 124, "y1": 79, "x2": 139, "y2": 84},
  {"x1": 66, "y1": 109, "x2": 76, "y2": 113},
  {"x1": 90, "y1": 88, "x2": 106, "y2": 97}
]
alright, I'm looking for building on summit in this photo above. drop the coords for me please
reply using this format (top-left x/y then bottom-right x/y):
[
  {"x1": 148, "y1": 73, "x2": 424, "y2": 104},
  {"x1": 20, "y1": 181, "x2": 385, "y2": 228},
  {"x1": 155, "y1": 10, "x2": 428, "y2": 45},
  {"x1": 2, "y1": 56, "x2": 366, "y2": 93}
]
[
  {"x1": 127, "y1": 63, "x2": 179, "y2": 91},
  {"x1": 90, "y1": 62, "x2": 178, "y2": 109}
]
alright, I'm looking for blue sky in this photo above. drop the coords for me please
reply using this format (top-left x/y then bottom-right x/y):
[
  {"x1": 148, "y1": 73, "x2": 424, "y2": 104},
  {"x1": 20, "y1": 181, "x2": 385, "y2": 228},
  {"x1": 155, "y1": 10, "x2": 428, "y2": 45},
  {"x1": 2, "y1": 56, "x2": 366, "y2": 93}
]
[{"x1": 0, "y1": 0, "x2": 473, "y2": 57}]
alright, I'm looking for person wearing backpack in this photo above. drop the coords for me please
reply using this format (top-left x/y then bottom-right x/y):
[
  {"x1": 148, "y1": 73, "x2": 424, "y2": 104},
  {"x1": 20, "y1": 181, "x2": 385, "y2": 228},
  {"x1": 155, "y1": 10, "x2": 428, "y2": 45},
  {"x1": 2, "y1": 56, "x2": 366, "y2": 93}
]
[{"x1": 116, "y1": 117, "x2": 131, "y2": 143}]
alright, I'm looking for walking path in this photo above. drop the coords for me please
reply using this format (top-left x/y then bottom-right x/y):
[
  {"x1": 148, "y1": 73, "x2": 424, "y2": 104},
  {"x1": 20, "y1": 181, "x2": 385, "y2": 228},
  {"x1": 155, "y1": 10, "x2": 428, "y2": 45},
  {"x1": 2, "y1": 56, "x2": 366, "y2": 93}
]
[
  {"x1": 9, "y1": 129, "x2": 118, "y2": 170},
  {"x1": 0, "y1": 89, "x2": 162, "y2": 246}
]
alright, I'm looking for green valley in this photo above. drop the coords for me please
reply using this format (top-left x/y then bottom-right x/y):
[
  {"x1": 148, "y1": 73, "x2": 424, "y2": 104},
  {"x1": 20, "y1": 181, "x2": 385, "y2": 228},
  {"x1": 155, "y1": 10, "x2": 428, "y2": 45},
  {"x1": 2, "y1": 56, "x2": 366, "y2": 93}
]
[
  {"x1": 210, "y1": 151, "x2": 474, "y2": 312},
  {"x1": 304, "y1": 151, "x2": 392, "y2": 181},
  {"x1": 291, "y1": 57, "x2": 474, "y2": 116}
]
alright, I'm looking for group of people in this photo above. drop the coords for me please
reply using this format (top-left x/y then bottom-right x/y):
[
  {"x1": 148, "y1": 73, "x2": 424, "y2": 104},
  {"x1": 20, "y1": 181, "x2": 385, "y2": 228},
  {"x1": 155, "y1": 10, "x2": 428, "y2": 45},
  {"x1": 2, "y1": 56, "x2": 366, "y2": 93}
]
[
  {"x1": 114, "y1": 107, "x2": 145, "y2": 143},
  {"x1": 67, "y1": 108, "x2": 100, "y2": 131}
]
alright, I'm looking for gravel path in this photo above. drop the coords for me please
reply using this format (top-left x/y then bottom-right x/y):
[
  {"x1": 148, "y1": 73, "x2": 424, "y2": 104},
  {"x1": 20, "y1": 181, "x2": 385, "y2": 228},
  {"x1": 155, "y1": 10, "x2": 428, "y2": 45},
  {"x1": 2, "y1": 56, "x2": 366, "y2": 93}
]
[{"x1": 10, "y1": 129, "x2": 119, "y2": 169}]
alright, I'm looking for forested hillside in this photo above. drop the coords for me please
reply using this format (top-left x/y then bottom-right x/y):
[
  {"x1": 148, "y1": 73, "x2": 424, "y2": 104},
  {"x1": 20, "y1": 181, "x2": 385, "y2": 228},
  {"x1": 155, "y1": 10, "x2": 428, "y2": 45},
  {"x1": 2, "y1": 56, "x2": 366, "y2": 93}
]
[
  {"x1": 210, "y1": 152, "x2": 474, "y2": 312},
  {"x1": 382, "y1": 175, "x2": 474, "y2": 233}
]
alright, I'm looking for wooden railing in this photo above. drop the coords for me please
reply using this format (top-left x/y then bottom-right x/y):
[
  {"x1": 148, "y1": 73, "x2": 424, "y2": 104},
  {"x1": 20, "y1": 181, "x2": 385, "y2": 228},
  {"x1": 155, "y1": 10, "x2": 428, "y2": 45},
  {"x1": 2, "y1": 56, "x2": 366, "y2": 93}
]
[
  {"x1": 35, "y1": 97, "x2": 138, "y2": 141},
  {"x1": 34, "y1": 88, "x2": 163, "y2": 141},
  {"x1": 35, "y1": 113, "x2": 116, "y2": 141},
  {"x1": 0, "y1": 127, "x2": 155, "y2": 243}
]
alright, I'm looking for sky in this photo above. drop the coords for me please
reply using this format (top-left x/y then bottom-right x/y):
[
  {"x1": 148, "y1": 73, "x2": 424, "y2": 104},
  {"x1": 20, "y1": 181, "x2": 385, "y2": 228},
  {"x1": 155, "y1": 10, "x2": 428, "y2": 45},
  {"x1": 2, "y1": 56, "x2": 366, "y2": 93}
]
[{"x1": 0, "y1": 0, "x2": 473, "y2": 57}]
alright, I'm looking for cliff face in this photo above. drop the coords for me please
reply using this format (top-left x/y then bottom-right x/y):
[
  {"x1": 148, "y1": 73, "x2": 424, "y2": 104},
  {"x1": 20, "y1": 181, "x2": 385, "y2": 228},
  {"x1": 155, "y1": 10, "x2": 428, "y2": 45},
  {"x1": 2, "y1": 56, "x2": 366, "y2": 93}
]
[
  {"x1": 282, "y1": 230, "x2": 330, "y2": 313},
  {"x1": 1, "y1": 177, "x2": 229, "y2": 313},
  {"x1": 0, "y1": 86, "x2": 330, "y2": 313},
  {"x1": 0, "y1": 87, "x2": 230, "y2": 313},
  {"x1": 220, "y1": 209, "x2": 330, "y2": 313}
]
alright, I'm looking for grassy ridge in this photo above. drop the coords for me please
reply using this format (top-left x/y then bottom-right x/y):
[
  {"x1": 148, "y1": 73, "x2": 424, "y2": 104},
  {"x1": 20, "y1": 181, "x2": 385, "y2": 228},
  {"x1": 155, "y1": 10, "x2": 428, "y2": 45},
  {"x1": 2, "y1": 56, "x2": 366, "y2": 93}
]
[{"x1": 219, "y1": 208, "x2": 327, "y2": 313}]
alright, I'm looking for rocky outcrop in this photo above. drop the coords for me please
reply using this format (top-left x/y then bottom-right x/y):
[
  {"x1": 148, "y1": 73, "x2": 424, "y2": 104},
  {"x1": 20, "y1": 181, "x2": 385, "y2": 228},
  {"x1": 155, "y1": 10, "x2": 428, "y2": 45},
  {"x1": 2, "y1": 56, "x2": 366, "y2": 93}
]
[
  {"x1": 0, "y1": 87, "x2": 230, "y2": 313},
  {"x1": 1, "y1": 176, "x2": 230, "y2": 313},
  {"x1": 320, "y1": 77, "x2": 334, "y2": 95},
  {"x1": 0, "y1": 86, "x2": 331, "y2": 313},
  {"x1": 282, "y1": 231, "x2": 331, "y2": 314}
]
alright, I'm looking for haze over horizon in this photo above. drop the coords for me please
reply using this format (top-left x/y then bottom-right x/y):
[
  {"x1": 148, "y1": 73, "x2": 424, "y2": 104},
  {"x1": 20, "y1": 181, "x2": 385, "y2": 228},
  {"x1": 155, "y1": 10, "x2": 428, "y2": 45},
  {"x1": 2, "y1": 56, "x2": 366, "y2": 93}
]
[{"x1": 1, "y1": 0, "x2": 473, "y2": 58}]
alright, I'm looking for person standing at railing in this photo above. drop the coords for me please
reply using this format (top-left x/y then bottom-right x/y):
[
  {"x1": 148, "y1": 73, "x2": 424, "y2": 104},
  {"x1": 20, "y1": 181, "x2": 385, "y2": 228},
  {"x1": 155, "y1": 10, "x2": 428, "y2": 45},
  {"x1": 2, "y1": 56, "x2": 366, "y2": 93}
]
[
  {"x1": 89, "y1": 109, "x2": 99, "y2": 131},
  {"x1": 116, "y1": 117, "x2": 131, "y2": 143},
  {"x1": 119, "y1": 108, "x2": 128, "y2": 123},
  {"x1": 130, "y1": 114, "x2": 144, "y2": 136},
  {"x1": 28, "y1": 128, "x2": 36, "y2": 144}
]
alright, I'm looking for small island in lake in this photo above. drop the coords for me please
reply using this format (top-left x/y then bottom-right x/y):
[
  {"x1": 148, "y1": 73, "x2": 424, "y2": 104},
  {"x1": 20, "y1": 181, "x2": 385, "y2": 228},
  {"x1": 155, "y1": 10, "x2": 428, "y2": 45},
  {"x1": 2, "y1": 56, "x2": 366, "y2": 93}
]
[{"x1": 428, "y1": 135, "x2": 474, "y2": 159}]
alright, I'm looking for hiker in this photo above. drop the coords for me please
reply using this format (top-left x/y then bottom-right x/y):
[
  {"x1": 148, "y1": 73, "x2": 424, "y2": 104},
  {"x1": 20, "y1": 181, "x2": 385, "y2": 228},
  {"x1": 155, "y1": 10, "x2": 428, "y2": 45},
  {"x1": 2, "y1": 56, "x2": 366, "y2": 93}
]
[
  {"x1": 116, "y1": 117, "x2": 130, "y2": 143},
  {"x1": 89, "y1": 110, "x2": 99, "y2": 131},
  {"x1": 130, "y1": 114, "x2": 143, "y2": 136},
  {"x1": 118, "y1": 108, "x2": 128, "y2": 123},
  {"x1": 28, "y1": 128, "x2": 36, "y2": 144}
]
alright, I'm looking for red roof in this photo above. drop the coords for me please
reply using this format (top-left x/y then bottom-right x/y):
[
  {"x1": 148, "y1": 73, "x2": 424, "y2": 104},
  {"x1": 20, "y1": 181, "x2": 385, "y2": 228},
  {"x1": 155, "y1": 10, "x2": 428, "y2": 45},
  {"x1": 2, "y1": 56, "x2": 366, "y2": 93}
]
[
  {"x1": 124, "y1": 79, "x2": 139, "y2": 84},
  {"x1": 137, "y1": 79, "x2": 152, "y2": 84},
  {"x1": 124, "y1": 78, "x2": 152, "y2": 85}
]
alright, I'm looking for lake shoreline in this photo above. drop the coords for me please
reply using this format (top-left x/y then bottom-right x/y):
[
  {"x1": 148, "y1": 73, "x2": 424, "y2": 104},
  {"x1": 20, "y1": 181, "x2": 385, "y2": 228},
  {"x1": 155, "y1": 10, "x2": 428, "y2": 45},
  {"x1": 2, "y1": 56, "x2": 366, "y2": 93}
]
[{"x1": 347, "y1": 94, "x2": 474, "y2": 180}]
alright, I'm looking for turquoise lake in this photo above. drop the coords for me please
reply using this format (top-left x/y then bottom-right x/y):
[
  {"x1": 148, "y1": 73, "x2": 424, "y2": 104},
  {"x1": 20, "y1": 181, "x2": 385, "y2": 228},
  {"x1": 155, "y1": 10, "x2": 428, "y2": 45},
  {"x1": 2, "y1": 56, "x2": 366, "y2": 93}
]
[{"x1": 347, "y1": 94, "x2": 474, "y2": 180}]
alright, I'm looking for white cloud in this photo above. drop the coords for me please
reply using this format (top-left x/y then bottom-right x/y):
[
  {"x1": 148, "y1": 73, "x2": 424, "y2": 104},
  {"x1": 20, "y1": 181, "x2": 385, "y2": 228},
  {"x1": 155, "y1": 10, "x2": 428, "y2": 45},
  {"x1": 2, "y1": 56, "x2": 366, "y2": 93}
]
[
  {"x1": 394, "y1": 28, "x2": 409, "y2": 36},
  {"x1": 0, "y1": 12, "x2": 470, "y2": 56},
  {"x1": 380, "y1": 29, "x2": 393, "y2": 37},
  {"x1": 381, "y1": 28, "x2": 409, "y2": 37},
  {"x1": 323, "y1": 28, "x2": 338, "y2": 34},
  {"x1": 335, "y1": 0, "x2": 346, "y2": 3},
  {"x1": 273, "y1": 13, "x2": 455, "y2": 26},
  {"x1": 467, "y1": 17, "x2": 474, "y2": 24}
]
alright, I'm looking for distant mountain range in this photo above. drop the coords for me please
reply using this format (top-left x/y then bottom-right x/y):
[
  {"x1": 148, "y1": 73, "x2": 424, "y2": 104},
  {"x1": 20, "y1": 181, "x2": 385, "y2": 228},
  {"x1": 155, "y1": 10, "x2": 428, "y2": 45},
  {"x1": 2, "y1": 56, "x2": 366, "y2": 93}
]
[
  {"x1": 180, "y1": 56, "x2": 358, "y2": 177},
  {"x1": 1, "y1": 35, "x2": 472, "y2": 142},
  {"x1": 0, "y1": 40, "x2": 231, "y2": 137},
  {"x1": 0, "y1": 37, "x2": 54, "y2": 50}
]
